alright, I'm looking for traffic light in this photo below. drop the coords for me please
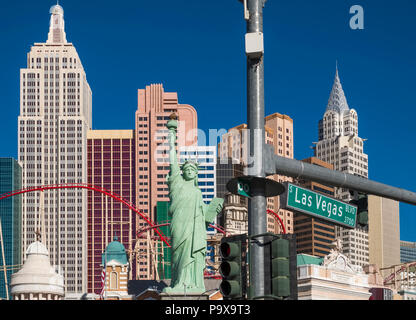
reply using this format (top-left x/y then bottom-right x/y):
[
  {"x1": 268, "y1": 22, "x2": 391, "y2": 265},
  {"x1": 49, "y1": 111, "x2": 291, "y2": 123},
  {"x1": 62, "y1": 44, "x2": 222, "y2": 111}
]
[
  {"x1": 219, "y1": 234, "x2": 247, "y2": 300},
  {"x1": 262, "y1": 233, "x2": 297, "y2": 300},
  {"x1": 350, "y1": 193, "x2": 368, "y2": 227},
  {"x1": 271, "y1": 238, "x2": 290, "y2": 298}
]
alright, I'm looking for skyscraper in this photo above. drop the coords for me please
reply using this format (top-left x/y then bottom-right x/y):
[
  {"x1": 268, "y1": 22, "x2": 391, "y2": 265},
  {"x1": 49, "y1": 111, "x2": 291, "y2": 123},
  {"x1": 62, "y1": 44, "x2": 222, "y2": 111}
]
[
  {"x1": 400, "y1": 241, "x2": 416, "y2": 263},
  {"x1": 0, "y1": 158, "x2": 22, "y2": 300},
  {"x1": 368, "y1": 195, "x2": 400, "y2": 271},
  {"x1": 218, "y1": 112, "x2": 295, "y2": 234},
  {"x1": 314, "y1": 67, "x2": 369, "y2": 267},
  {"x1": 134, "y1": 84, "x2": 197, "y2": 280},
  {"x1": 215, "y1": 157, "x2": 246, "y2": 235},
  {"x1": 86, "y1": 130, "x2": 136, "y2": 294},
  {"x1": 18, "y1": 4, "x2": 92, "y2": 293}
]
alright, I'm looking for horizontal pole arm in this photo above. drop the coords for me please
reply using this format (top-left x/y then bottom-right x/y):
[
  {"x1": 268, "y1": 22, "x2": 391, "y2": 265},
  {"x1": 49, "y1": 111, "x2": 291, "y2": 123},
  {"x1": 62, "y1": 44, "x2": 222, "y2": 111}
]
[{"x1": 273, "y1": 155, "x2": 416, "y2": 206}]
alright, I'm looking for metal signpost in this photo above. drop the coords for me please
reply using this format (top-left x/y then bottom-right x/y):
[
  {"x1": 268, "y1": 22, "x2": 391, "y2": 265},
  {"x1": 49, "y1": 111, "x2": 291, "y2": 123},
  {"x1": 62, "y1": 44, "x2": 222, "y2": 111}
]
[
  {"x1": 280, "y1": 183, "x2": 357, "y2": 228},
  {"x1": 272, "y1": 154, "x2": 416, "y2": 206},
  {"x1": 240, "y1": 0, "x2": 270, "y2": 299},
  {"x1": 235, "y1": 0, "x2": 416, "y2": 301}
]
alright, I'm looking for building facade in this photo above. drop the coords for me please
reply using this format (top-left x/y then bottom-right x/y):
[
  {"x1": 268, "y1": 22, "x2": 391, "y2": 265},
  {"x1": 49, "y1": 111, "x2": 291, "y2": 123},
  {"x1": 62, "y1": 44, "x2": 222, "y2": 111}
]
[
  {"x1": 382, "y1": 261, "x2": 416, "y2": 297},
  {"x1": 218, "y1": 112, "x2": 295, "y2": 234},
  {"x1": 134, "y1": 84, "x2": 197, "y2": 280},
  {"x1": 0, "y1": 158, "x2": 22, "y2": 300},
  {"x1": 294, "y1": 157, "x2": 336, "y2": 258},
  {"x1": 216, "y1": 158, "x2": 247, "y2": 235},
  {"x1": 297, "y1": 241, "x2": 372, "y2": 300},
  {"x1": 314, "y1": 68, "x2": 369, "y2": 267},
  {"x1": 368, "y1": 195, "x2": 400, "y2": 272},
  {"x1": 18, "y1": 4, "x2": 92, "y2": 293},
  {"x1": 86, "y1": 130, "x2": 136, "y2": 294},
  {"x1": 401, "y1": 241, "x2": 416, "y2": 263}
]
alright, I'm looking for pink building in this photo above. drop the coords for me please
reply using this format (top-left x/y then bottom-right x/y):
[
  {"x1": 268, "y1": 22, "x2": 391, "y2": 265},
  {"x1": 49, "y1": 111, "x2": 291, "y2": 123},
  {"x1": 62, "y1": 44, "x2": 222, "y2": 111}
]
[
  {"x1": 87, "y1": 130, "x2": 136, "y2": 294},
  {"x1": 135, "y1": 84, "x2": 197, "y2": 280}
]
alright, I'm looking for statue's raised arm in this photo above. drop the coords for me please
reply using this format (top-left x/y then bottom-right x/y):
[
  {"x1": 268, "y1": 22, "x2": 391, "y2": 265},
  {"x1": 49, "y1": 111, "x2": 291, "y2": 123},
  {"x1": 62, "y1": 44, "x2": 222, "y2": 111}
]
[{"x1": 167, "y1": 113, "x2": 179, "y2": 173}]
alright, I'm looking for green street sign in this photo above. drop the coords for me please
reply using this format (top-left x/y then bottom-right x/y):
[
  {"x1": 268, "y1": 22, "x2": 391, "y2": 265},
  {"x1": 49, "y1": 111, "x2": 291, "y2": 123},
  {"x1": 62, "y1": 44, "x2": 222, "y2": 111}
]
[{"x1": 280, "y1": 183, "x2": 357, "y2": 229}]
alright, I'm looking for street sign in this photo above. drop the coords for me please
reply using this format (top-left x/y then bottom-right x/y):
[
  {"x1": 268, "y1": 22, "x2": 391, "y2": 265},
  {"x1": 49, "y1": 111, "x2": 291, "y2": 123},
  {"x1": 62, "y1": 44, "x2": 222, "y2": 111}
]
[
  {"x1": 280, "y1": 183, "x2": 357, "y2": 229},
  {"x1": 226, "y1": 176, "x2": 285, "y2": 198}
]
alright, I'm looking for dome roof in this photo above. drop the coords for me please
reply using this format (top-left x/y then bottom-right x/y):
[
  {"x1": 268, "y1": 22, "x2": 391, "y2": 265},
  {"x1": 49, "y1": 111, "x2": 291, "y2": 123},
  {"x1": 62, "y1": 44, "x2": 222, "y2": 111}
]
[
  {"x1": 26, "y1": 241, "x2": 49, "y2": 257},
  {"x1": 102, "y1": 237, "x2": 128, "y2": 265},
  {"x1": 10, "y1": 241, "x2": 64, "y2": 296}
]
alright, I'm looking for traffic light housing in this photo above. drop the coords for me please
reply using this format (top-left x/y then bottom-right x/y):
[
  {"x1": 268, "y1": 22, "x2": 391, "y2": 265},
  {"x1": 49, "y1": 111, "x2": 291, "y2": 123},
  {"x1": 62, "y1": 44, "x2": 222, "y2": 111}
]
[
  {"x1": 271, "y1": 238, "x2": 290, "y2": 297},
  {"x1": 350, "y1": 193, "x2": 368, "y2": 227},
  {"x1": 263, "y1": 233, "x2": 298, "y2": 300},
  {"x1": 219, "y1": 234, "x2": 247, "y2": 300}
]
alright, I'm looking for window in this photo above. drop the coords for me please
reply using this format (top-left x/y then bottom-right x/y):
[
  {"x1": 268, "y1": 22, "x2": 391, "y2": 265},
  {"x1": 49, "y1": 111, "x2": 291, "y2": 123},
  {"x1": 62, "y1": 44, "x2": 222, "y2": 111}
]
[{"x1": 110, "y1": 272, "x2": 118, "y2": 289}]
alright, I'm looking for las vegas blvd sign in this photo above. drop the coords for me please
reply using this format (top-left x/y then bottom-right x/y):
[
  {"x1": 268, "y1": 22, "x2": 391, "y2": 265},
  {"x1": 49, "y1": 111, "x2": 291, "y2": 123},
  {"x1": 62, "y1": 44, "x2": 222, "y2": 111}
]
[{"x1": 280, "y1": 183, "x2": 357, "y2": 229}]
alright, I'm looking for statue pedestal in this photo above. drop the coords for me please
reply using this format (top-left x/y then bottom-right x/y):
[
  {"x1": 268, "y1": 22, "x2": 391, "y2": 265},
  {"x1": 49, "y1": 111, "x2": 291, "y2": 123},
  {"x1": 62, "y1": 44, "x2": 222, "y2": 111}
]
[{"x1": 159, "y1": 292, "x2": 210, "y2": 300}]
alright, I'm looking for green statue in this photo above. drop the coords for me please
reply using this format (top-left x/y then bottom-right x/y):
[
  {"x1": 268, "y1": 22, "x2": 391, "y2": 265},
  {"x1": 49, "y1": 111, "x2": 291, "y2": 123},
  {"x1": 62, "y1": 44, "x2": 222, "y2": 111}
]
[{"x1": 162, "y1": 113, "x2": 224, "y2": 295}]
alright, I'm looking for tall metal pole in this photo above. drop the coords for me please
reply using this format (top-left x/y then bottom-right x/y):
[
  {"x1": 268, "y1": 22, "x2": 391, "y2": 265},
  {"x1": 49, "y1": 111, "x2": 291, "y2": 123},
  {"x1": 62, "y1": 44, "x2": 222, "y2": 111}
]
[
  {"x1": 273, "y1": 154, "x2": 416, "y2": 205},
  {"x1": 246, "y1": 0, "x2": 267, "y2": 299},
  {"x1": 0, "y1": 218, "x2": 9, "y2": 300}
]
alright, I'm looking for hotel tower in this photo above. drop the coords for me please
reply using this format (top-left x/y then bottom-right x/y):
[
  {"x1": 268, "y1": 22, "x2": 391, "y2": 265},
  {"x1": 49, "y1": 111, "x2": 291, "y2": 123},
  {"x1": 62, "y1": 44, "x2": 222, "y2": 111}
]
[
  {"x1": 18, "y1": 4, "x2": 92, "y2": 293},
  {"x1": 219, "y1": 113, "x2": 295, "y2": 234},
  {"x1": 314, "y1": 67, "x2": 369, "y2": 267},
  {"x1": 135, "y1": 84, "x2": 197, "y2": 280}
]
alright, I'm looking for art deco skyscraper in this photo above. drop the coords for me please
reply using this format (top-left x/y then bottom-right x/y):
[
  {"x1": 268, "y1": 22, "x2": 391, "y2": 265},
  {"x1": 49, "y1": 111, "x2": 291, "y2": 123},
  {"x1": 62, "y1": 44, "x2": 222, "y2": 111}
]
[
  {"x1": 314, "y1": 67, "x2": 369, "y2": 267},
  {"x1": 18, "y1": 5, "x2": 92, "y2": 293}
]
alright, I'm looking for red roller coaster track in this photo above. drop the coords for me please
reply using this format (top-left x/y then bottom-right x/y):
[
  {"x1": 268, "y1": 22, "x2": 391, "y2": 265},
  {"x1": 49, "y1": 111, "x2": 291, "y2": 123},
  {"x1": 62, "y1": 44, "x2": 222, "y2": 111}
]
[
  {"x1": 0, "y1": 184, "x2": 286, "y2": 249},
  {"x1": 0, "y1": 183, "x2": 172, "y2": 248},
  {"x1": 1, "y1": 184, "x2": 288, "y2": 283},
  {"x1": 267, "y1": 209, "x2": 287, "y2": 234}
]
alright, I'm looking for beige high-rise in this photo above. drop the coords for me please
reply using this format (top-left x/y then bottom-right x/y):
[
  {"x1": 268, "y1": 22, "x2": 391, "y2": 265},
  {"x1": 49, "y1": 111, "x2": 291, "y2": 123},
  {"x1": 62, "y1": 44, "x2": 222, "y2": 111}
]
[
  {"x1": 18, "y1": 5, "x2": 92, "y2": 293},
  {"x1": 368, "y1": 195, "x2": 400, "y2": 274},
  {"x1": 219, "y1": 112, "x2": 294, "y2": 234}
]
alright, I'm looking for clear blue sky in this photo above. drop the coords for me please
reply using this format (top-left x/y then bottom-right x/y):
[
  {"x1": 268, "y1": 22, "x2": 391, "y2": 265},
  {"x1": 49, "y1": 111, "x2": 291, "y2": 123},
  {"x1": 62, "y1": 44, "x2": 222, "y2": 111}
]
[{"x1": 0, "y1": 0, "x2": 415, "y2": 242}]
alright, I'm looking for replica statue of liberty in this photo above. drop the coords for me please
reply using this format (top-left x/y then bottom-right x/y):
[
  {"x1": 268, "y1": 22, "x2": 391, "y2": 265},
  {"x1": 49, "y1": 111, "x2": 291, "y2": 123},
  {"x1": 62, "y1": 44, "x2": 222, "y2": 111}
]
[{"x1": 162, "y1": 114, "x2": 224, "y2": 295}]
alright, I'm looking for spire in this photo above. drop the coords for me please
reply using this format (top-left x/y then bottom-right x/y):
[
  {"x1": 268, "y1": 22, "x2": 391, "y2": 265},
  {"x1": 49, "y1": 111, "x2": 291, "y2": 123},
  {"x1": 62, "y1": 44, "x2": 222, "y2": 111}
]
[
  {"x1": 46, "y1": 3, "x2": 67, "y2": 44},
  {"x1": 326, "y1": 63, "x2": 349, "y2": 114}
]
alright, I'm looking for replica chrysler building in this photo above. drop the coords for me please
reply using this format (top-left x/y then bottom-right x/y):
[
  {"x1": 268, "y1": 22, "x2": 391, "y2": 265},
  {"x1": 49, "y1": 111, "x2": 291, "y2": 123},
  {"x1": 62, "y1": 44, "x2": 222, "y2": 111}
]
[
  {"x1": 18, "y1": 4, "x2": 92, "y2": 293},
  {"x1": 314, "y1": 67, "x2": 369, "y2": 267}
]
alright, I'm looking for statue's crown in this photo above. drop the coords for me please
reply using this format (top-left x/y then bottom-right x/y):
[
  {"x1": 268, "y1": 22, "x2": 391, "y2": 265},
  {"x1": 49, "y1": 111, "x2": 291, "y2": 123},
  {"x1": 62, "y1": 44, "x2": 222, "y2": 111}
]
[{"x1": 181, "y1": 160, "x2": 199, "y2": 171}]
